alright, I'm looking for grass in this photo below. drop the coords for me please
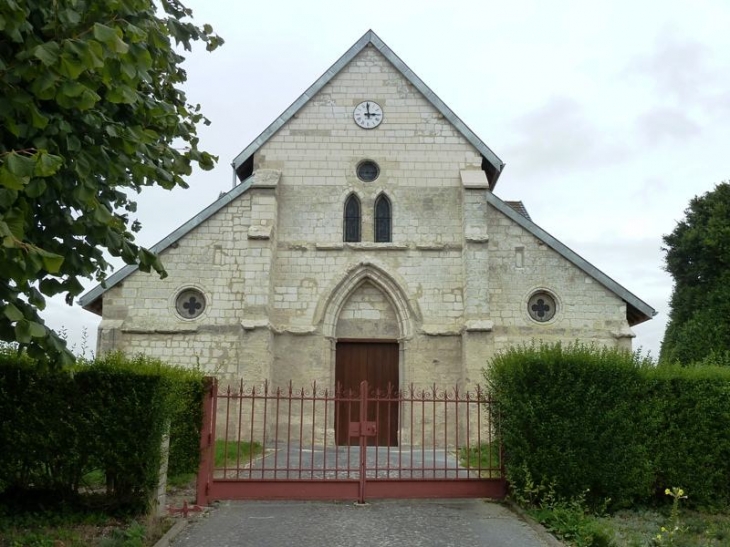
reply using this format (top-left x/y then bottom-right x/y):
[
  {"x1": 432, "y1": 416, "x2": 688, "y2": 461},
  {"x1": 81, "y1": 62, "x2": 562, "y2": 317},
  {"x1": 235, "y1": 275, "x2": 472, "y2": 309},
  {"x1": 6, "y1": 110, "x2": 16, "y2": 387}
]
[
  {"x1": 214, "y1": 440, "x2": 263, "y2": 468},
  {"x1": 0, "y1": 470, "x2": 198, "y2": 547},
  {"x1": 458, "y1": 443, "x2": 501, "y2": 478},
  {"x1": 595, "y1": 508, "x2": 730, "y2": 546},
  {"x1": 522, "y1": 498, "x2": 730, "y2": 546}
]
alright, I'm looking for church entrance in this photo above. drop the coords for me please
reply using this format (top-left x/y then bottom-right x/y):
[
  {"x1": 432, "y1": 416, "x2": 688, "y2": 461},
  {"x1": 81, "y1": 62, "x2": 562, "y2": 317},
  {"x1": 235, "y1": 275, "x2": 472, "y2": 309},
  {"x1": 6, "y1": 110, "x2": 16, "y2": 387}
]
[{"x1": 335, "y1": 340, "x2": 399, "y2": 446}]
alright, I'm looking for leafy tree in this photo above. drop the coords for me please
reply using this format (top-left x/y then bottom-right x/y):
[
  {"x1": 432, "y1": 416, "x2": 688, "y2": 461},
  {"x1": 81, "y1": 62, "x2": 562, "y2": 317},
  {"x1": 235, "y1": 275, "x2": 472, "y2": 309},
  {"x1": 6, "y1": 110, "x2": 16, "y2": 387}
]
[
  {"x1": 0, "y1": 0, "x2": 222, "y2": 363},
  {"x1": 660, "y1": 182, "x2": 730, "y2": 364}
]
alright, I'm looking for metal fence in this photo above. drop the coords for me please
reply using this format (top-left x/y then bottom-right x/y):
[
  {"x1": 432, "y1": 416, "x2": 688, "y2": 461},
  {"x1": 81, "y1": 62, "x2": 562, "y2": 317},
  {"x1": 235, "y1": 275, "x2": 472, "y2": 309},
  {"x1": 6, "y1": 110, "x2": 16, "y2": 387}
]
[{"x1": 197, "y1": 378, "x2": 505, "y2": 504}]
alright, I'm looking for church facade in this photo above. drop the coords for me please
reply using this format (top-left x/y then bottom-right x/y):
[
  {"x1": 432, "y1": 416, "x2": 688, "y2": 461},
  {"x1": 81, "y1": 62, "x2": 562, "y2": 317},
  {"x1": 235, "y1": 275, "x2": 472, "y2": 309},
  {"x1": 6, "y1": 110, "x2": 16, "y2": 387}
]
[{"x1": 79, "y1": 31, "x2": 655, "y2": 392}]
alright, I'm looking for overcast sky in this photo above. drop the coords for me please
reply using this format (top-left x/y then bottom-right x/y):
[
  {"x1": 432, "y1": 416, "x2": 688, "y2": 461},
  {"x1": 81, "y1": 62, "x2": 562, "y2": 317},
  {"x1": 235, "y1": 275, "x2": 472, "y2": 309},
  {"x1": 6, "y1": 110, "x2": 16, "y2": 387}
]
[{"x1": 47, "y1": 0, "x2": 730, "y2": 359}]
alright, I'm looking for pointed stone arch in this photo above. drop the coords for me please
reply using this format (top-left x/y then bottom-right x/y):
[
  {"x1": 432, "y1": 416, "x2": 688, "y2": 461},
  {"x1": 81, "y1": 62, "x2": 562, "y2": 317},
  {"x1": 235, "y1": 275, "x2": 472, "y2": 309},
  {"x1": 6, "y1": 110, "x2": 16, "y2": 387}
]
[{"x1": 316, "y1": 262, "x2": 419, "y2": 340}]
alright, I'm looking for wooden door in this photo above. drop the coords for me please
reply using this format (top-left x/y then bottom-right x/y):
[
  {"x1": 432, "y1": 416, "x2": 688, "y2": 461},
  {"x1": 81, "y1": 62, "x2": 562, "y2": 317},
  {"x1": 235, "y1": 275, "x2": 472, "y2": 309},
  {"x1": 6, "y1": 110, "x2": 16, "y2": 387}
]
[{"x1": 335, "y1": 341, "x2": 399, "y2": 446}]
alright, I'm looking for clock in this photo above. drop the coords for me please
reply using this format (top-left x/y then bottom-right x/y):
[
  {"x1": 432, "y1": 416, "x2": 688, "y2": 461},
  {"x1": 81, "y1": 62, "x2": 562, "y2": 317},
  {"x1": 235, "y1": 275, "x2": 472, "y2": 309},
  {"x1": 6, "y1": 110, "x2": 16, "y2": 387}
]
[{"x1": 353, "y1": 101, "x2": 383, "y2": 129}]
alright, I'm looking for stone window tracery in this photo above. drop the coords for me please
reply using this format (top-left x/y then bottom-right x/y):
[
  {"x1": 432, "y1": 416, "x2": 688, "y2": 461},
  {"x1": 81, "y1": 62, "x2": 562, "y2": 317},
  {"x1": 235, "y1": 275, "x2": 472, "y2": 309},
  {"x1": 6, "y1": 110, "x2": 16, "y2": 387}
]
[
  {"x1": 175, "y1": 288, "x2": 206, "y2": 320},
  {"x1": 528, "y1": 291, "x2": 557, "y2": 322}
]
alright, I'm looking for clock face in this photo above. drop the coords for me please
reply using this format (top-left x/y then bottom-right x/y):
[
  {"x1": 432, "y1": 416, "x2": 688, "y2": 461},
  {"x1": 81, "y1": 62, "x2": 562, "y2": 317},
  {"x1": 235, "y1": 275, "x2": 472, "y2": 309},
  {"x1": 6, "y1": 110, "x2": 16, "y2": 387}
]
[{"x1": 353, "y1": 101, "x2": 383, "y2": 129}]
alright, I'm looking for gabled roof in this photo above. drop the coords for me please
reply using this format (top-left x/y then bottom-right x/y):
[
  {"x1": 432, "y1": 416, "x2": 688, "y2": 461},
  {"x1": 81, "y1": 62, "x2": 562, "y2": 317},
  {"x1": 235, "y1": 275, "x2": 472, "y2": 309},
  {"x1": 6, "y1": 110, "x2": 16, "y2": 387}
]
[
  {"x1": 231, "y1": 29, "x2": 505, "y2": 188},
  {"x1": 79, "y1": 31, "x2": 655, "y2": 327},
  {"x1": 486, "y1": 192, "x2": 656, "y2": 326}
]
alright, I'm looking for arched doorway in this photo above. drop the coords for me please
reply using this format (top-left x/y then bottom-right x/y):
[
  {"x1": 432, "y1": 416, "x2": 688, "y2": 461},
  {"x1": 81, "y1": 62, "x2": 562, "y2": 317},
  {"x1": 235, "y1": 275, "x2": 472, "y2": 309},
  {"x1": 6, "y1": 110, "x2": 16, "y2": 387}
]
[{"x1": 334, "y1": 280, "x2": 399, "y2": 445}]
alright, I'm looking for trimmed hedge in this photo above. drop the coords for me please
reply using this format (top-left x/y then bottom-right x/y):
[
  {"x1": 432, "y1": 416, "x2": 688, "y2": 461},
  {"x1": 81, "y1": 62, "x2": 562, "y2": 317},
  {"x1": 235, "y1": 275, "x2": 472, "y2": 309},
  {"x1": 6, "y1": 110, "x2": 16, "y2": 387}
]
[
  {"x1": 487, "y1": 342, "x2": 730, "y2": 510},
  {"x1": 0, "y1": 350, "x2": 205, "y2": 513},
  {"x1": 647, "y1": 366, "x2": 730, "y2": 508}
]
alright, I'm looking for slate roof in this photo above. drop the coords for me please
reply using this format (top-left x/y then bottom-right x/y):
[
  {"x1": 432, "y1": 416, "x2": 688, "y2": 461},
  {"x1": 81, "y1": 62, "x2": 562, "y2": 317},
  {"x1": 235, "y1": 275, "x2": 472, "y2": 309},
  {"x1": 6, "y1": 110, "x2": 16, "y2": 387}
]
[{"x1": 505, "y1": 201, "x2": 531, "y2": 221}]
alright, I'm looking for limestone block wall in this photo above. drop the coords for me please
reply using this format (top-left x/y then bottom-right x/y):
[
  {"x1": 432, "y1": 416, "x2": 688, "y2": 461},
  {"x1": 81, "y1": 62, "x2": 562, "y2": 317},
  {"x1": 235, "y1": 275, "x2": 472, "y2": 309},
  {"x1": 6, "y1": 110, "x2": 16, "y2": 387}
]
[
  {"x1": 96, "y1": 190, "x2": 268, "y2": 381},
  {"x1": 259, "y1": 46, "x2": 478, "y2": 339},
  {"x1": 486, "y1": 204, "x2": 632, "y2": 356}
]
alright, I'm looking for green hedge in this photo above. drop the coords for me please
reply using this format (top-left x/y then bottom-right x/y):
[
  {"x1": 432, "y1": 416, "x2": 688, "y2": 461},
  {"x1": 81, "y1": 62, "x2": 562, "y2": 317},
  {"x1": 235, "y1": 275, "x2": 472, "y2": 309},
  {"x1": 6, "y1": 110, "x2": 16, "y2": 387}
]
[
  {"x1": 0, "y1": 350, "x2": 205, "y2": 513},
  {"x1": 646, "y1": 366, "x2": 730, "y2": 508},
  {"x1": 487, "y1": 343, "x2": 730, "y2": 510}
]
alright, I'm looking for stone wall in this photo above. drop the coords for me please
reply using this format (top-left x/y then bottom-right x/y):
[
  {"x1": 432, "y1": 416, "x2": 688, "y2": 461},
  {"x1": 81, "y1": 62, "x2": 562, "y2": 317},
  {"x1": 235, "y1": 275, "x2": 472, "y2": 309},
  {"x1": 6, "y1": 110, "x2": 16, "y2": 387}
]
[{"x1": 95, "y1": 45, "x2": 634, "y2": 397}]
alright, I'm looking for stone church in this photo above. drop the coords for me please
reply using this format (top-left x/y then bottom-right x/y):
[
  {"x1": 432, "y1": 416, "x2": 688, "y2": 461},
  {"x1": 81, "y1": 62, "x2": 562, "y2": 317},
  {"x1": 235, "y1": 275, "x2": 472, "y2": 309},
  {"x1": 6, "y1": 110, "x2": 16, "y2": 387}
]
[{"x1": 79, "y1": 30, "x2": 655, "y2": 393}]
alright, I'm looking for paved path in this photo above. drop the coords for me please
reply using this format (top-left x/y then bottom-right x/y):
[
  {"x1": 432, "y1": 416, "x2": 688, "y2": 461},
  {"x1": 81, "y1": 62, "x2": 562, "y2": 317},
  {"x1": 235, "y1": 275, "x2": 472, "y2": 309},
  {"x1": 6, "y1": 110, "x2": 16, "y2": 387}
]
[{"x1": 171, "y1": 499, "x2": 555, "y2": 547}]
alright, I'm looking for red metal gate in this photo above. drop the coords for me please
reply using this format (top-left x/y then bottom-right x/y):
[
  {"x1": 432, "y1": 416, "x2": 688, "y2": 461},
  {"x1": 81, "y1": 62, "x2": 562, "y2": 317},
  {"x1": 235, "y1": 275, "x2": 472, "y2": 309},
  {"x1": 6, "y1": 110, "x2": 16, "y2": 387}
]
[{"x1": 196, "y1": 378, "x2": 506, "y2": 504}]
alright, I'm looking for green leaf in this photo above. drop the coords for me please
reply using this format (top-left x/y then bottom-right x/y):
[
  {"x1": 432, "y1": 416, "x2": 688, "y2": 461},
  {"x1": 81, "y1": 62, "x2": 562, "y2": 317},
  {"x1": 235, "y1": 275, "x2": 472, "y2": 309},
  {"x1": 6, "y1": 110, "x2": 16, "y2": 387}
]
[
  {"x1": 28, "y1": 287, "x2": 46, "y2": 309},
  {"x1": 3, "y1": 302, "x2": 23, "y2": 322},
  {"x1": 15, "y1": 319, "x2": 31, "y2": 344},
  {"x1": 77, "y1": 88, "x2": 101, "y2": 110},
  {"x1": 29, "y1": 70, "x2": 58, "y2": 99},
  {"x1": 3, "y1": 208, "x2": 26, "y2": 239},
  {"x1": 59, "y1": 80, "x2": 86, "y2": 98},
  {"x1": 106, "y1": 85, "x2": 137, "y2": 104},
  {"x1": 33, "y1": 41, "x2": 60, "y2": 66},
  {"x1": 0, "y1": 166, "x2": 28, "y2": 190},
  {"x1": 93, "y1": 23, "x2": 129, "y2": 54},
  {"x1": 28, "y1": 320, "x2": 46, "y2": 338},
  {"x1": 5, "y1": 152, "x2": 36, "y2": 178},
  {"x1": 59, "y1": 53, "x2": 85, "y2": 79},
  {"x1": 93, "y1": 204, "x2": 112, "y2": 224},
  {"x1": 24, "y1": 178, "x2": 47, "y2": 198},
  {"x1": 28, "y1": 103, "x2": 49, "y2": 129},
  {"x1": 0, "y1": 188, "x2": 18, "y2": 208},
  {"x1": 35, "y1": 248, "x2": 64, "y2": 273},
  {"x1": 34, "y1": 151, "x2": 63, "y2": 177}
]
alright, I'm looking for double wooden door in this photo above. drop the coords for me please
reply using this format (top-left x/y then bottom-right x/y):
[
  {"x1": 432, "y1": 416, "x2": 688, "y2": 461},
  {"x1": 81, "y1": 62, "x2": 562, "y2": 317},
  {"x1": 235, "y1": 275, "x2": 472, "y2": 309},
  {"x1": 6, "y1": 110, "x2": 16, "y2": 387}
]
[{"x1": 335, "y1": 341, "x2": 399, "y2": 446}]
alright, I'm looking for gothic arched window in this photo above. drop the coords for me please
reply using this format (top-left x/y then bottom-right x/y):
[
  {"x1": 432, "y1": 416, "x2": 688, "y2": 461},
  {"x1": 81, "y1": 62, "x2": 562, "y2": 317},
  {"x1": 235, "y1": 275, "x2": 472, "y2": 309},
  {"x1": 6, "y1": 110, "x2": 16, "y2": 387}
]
[
  {"x1": 374, "y1": 194, "x2": 391, "y2": 243},
  {"x1": 344, "y1": 194, "x2": 361, "y2": 242}
]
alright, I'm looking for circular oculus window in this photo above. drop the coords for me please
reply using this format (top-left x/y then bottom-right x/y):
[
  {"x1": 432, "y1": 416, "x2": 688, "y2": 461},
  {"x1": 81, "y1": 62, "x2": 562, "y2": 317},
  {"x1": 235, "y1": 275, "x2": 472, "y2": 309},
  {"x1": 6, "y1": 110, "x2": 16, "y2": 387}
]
[
  {"x1": 528, "y1": 291, "x2": 557, "y2": 322},
  {"x1": 356, "y1": 160, "x2": 380, "y2": 182},
  {"x1": 175, "y1": 288, "x2": 206, "y2": 319}
]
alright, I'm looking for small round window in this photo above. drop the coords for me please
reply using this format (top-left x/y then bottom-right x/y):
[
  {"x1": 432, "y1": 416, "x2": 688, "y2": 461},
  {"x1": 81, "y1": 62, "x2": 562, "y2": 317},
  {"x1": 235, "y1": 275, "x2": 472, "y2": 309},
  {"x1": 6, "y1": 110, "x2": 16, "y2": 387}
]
[
  {"x1": 528, "y1": 291, "x2": 557, "y2": 322},
  {"x1": 175, "y1": 288, "x2": 206, "y2": 319},
  {"x1": 356, "y1": 160, "x2": 380, "y2": 182}
]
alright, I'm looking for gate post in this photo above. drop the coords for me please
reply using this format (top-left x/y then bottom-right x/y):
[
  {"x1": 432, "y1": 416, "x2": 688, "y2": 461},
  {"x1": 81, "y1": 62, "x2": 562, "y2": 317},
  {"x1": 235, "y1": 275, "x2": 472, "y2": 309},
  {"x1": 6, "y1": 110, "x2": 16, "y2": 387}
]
[{"x1": 196, "y1": 377, "x2": 217, "y2": 506}]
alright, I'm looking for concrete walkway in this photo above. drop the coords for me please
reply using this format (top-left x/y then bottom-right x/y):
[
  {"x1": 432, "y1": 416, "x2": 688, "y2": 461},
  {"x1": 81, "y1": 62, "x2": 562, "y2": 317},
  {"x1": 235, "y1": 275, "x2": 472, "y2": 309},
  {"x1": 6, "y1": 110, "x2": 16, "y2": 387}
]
[{"x1": 171, "y1": 499, "x2": 556, "y2": 547}]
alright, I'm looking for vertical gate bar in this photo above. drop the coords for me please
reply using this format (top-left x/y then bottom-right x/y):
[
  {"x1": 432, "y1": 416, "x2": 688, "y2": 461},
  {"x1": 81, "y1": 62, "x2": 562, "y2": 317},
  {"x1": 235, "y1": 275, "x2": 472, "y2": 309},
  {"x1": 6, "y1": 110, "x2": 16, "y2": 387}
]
[
  {"x1": 236, "y1": 379, "x2": 243, "y2": 475},
  {"x1": 432, "y1": 384, "x2": 436, "y2": 479},
  {"x1": 298, "y1": 385, "x2": 304, "y2": 479},
  {"x1": 444, "y1": 387, "x2": 448, "y2": 476},
  {"x1": 223, "y1": 384, "x2": 231, "y2": 477},
  {"x1": 406, "y1": 385, "x2": 412, "y2": 480},
  {"x1": 476, "y1": 384, "x2": 482, "y2": 474},
  {"x1": 261, "y1": 381, "x2": 269, "y2": 479},
  {"x1": 248, "y1": 384, "x2": 256, "y2": 479},
  {"x1": 420, "y1": 388, "x2": 426, "y2": 478},
  {"x1": 310, "y1": 381, "x2": 317, "y2": 479},
  {"x1": 498, "y1": 394, "x2": 505, "y2": 479},
  {"x1": 323, "y1": 386, "x2": 329, "y2": 477},
  {"x1": 374, "y1": 386, "x2": 379, "y2": 471},
  {"x1": 286, "y1": 382, "x2": 292, "y2": 479},
  {"x1": 334, "y1": 384, "x2": 340, "y2": 478},
  {"x1": 346, "y1": 388, "x2": 352, "y2": 478},
  {"x1": 386, "y1": 382, "x2": 392, "y2": 479},
  {"x1": 485, "y1": 387, "x2": 492, "y2": 471},
  {"x1": 196, "y1": 377, "x2": 216, "y2": 506},
  {"x1": 273, "y1": 386, "x2": 281, "y2": 478},
  {"x1": 358, "y1": 380, "x2": 368, "y2": 504},
  {"x1": 455, "y1": 386, "x2": 460, "y2": 478},
  {"x1": 465, "y1": 390, "x2": 472, "y2": 476}
]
